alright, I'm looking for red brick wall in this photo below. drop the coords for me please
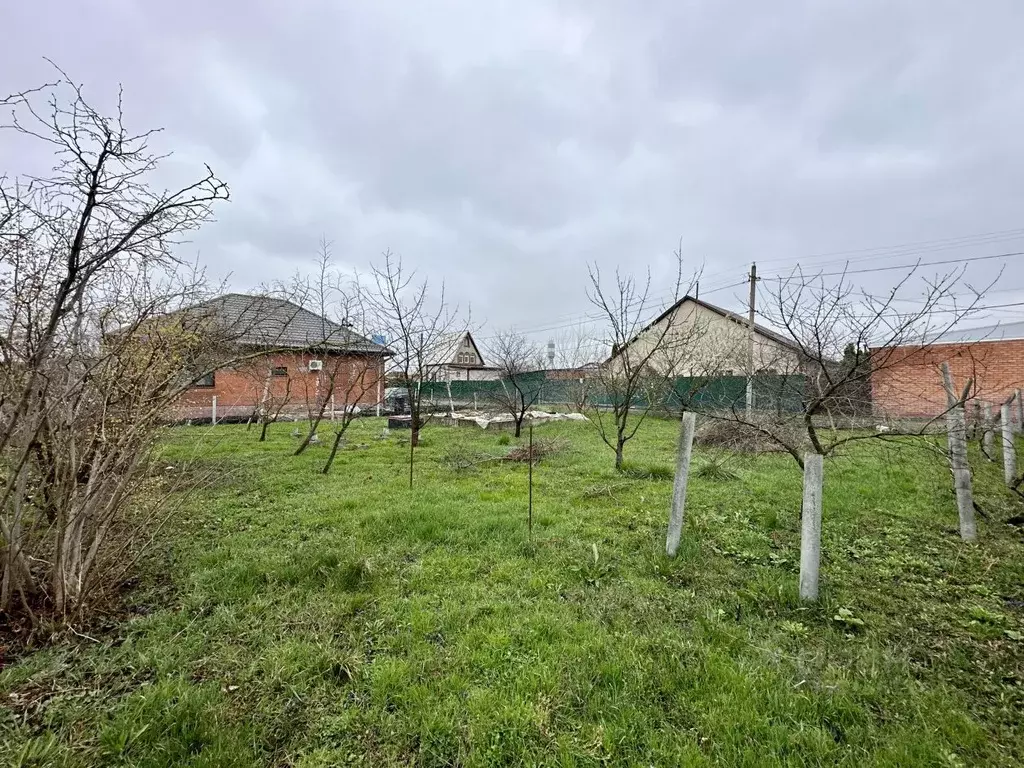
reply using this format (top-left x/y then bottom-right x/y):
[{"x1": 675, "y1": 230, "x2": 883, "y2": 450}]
[
  {"x1": 871, "y1": 339, "x2": 1024, "y2": 418},
  {"x1": 174, "y1": 351, "x2": 385, "y2": 421}
]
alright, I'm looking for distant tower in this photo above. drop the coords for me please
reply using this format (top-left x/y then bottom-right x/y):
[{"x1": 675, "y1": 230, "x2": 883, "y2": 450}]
[{"x1": 547, "y1": 340, "x2": 555, "y2": 367}]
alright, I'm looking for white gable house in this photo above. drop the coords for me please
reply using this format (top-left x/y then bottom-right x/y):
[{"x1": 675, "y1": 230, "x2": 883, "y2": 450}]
[{"x1": 424, "y1": 331, "x2": 500, "y2": 381}]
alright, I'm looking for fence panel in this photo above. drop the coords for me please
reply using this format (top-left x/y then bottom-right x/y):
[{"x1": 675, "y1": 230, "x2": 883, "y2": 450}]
[{"x1": 416, "y1": 373, "x2": 806, "y2": 413}]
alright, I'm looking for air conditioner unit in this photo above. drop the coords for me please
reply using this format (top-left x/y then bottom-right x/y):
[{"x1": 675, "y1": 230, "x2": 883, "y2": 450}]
[{"x1": 308, "y1": 360, "x2": 324, "y2": 372}]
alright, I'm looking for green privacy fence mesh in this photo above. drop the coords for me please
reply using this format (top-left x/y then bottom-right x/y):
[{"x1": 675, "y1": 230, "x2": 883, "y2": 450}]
[{"x1": 416, "y1": 374, "x2": 806, "y2": 413}]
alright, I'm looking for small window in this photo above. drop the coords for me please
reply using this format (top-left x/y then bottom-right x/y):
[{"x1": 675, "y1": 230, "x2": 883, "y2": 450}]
[
  {"x1": 271, "y1": 366, "x2": 288, "y2": 377},
  {"x1": 194, "y1": 371, "x2": 215, "y2": 388}
]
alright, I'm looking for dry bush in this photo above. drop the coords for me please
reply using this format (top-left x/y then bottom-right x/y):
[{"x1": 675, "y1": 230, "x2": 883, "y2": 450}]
[{"x1": 695, "y1": 417, "x2": 806, "y2": 454}]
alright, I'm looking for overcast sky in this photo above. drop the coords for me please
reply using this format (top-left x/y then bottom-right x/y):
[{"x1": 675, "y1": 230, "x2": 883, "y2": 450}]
[{"x1": 3, "y1": 1, "x2": 1023, "y2": 348}]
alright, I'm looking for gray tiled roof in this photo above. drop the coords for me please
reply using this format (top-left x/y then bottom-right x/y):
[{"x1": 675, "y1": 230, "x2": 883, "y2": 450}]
[{"x1": 185, "y1": 293, "x2": 388, "y2": 353}]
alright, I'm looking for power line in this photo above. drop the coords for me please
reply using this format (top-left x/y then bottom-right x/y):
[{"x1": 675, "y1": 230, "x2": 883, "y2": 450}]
[
  {"x1": 759, "y1": 250, "x2": 1021, "y2": 281},
  {"x1": 480, "y1": 232, "x2": 1024, "y2": 343},
  {"x1": 750, "y1": 227, "x2": 1024, "y2": 267}
]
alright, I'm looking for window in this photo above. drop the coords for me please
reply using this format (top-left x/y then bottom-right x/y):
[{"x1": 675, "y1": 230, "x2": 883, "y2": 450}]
[
  {"x1": 271, "y1": 366, "x2": 288, "y2": 377},
  {"x1": 194, "y1": 371, "x2": 215, "y2": 388}
]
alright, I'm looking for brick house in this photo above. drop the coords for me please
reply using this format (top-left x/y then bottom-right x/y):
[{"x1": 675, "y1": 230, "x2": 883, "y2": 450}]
[
  {"x1": 871, "y1": 320, "x2": 1024, "y2": 418},
  {"x1": 173, "y1": 293, "x2": 389, "y2": 422}
]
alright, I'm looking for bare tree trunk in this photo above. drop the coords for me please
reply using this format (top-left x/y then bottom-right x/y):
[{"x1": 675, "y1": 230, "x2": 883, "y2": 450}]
[
  {"x1": 665, "y1": 412, "x2": 696, "y2": 557},
  {"x1": 983, "y1": 402, "x2": 994, "y2": 460},
  {"x1": 615, "y1": 440, "x2": 624, "y2": 471},
  {"x1": 323, "y1": 431, "x2": 345, "y2": 474},
  {"x1": 295, "y1": 376, "x2": 336, "y2": 455},
  {"x1": 259, "y1": 419, "x2": 270, "y2": 442},
  {"x1": 799, "y1": 453, "x2": 824, "y2": 601}
]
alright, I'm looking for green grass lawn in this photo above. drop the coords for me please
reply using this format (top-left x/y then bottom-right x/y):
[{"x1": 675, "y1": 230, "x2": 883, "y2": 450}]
[{"x1": 2, "y1": 417, "x2": 1022, "y2": 766}]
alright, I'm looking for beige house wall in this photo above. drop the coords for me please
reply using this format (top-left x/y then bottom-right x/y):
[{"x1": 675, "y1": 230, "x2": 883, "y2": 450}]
[{"x1": 616, "y1": 300, "x2": 800, "y2": 376}]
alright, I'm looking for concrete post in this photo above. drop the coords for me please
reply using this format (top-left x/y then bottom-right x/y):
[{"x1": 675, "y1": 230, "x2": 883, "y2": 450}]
[
  {"x1": 983, "y1": 403, "x2": 994, "y2": 460},
  {"x1": 940, "y1": 363, "x2": 976, "y2": 542},
  {"x1": 211, "y1": 395, "x2": 218, "y2": 425},
  {"x1": 799, "y1": 453, "x2": 823, "y2": 601},
  {"x1": 665, "y1": 412, "x2": 696, "y2": 557},
  {"x1": 1001, "y1": 402, "x2": 1017, "y2": 487}
]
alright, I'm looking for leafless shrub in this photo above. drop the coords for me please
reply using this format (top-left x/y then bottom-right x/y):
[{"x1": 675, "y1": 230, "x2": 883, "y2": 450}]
[{"x1": 0, "y1": 70, "x2": 235, "y2": 626}]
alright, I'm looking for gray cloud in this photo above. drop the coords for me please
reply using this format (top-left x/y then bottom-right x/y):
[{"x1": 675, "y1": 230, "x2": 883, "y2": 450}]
[{"x1": 3, "y1": 0, "x2": 1023, "y2": 341}]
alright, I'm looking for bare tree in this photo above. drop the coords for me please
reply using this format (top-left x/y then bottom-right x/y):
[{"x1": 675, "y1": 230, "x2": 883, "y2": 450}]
[
  {"x1": 704, "y1": 265, "x2": 989, "y2": 467},
  {"x1": 692, "y1": 265, "x2": 989, "y2": 599},
  {"x1": 587, "y1": 246, "x2": 700, "y2": 470},
  {"x1": 292, "y1": 239, "x2": 385, "y2": 458},
  {"x1": 0, "y1": 72, "x2": 231, "y2": 623},
  {"x1": 550, "y1": 323, "x2": 601, "y2": 412},
  {"x1": 365, "y1": 251, "x2": 458, "y2": 455},
  {"x1": 487, "y1": 329, "x2": 546, "y2": 437},
  {"x1": 237, "y1": 358, "x2": 295, "y2": 441},
  {"x1": 319, "y1": 282, "x2": 387, "y2": 474}
]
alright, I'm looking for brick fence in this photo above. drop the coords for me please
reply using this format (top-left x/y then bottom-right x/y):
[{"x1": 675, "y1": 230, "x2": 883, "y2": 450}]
[{"x1": 871, "y1": 339, "x2": 1024, "y2": 418}]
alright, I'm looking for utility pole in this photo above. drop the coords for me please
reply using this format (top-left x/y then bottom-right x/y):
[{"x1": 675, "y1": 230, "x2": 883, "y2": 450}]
[{"x1": 746, "y1": 262, "x2": 757, "y2": 418}]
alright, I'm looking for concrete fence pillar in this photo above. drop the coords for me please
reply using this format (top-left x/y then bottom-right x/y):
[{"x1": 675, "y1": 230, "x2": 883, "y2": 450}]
[
  {"x1": 665, "y1": 412, "x2": 696, "y2": 557},
  {"x1": 799, "y1": 453, "x2": 824, "y2": 601}
]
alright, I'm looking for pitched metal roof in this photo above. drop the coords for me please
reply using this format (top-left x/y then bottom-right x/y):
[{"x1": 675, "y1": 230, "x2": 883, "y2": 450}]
[
  {"x1": 922, "y1": 319, "x2": 1024, "y2": 345},
  {"x1": 183, "y1": 293, "x2": 388, "y2": 353},
  {"x1": 423, "y1": 331, "x2": 489, "y2": 367},
  {"x1": 609, "y1": 294, "x2": 801, "y2": 361}
]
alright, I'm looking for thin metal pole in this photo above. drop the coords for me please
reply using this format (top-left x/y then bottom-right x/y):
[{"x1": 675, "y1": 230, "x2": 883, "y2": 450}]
[
  {"x1": 528, "y1": 422, "x2": 534, "y2": 538},
  {"x1": 746, "y1": 263, "x2": 757, "y2": 417}
]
